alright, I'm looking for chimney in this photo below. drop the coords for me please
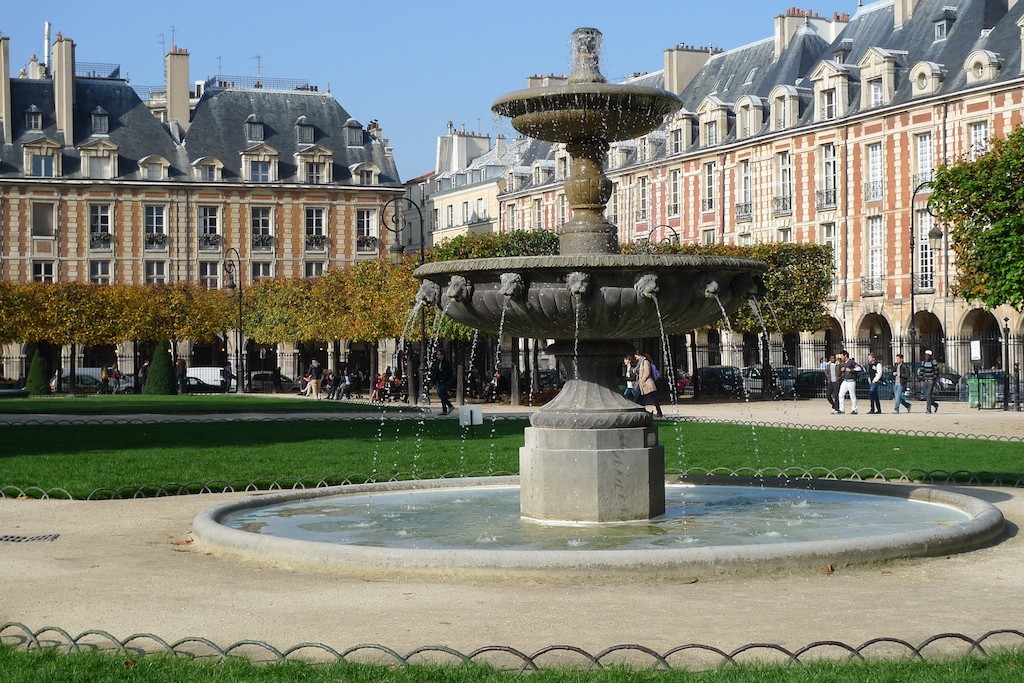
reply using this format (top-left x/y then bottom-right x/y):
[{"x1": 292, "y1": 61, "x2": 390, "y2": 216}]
[
  {"x1": 165, "y1": 46, "x2": 191, "y2": 132},
  {"x1": 893, "y1": 0, "x2": 920, "y2": 28},
  {"x1": 663, "y1": 44, "x2": 714, "y2": 95},
  {"x1": 52, "y1": 33, "x2": 75, "y2": 146},
  {"x1": 0, "y1": 37, "x2": 11, "y2": 144}
]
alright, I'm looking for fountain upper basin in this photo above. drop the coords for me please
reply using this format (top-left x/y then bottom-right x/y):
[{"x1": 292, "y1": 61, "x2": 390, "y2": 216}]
[
  {"x1": 414, "y1": 254, "x2": 766, "y2": 340},
  {"x1": 492, "y1": 83, "x2": 683, "y2": 143}
]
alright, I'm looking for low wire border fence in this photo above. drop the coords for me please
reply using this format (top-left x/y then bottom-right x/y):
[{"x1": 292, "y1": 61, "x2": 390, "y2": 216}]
[{"x1": 2, "y1": 623, "x2": 1023, "y2": 672}]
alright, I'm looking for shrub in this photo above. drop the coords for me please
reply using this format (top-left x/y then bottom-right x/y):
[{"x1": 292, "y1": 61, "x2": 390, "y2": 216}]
[
  {"x1": 25, "y1": 349, "x2": 49, "y2": 395},
  {"x1": 144, "y1": 340, "x2": 177, "y2": 395}
]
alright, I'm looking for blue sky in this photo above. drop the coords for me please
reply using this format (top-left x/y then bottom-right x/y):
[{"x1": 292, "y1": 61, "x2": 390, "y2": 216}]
[{"x1": 4, "y1": 0, "x2": 866, "y2": 178}]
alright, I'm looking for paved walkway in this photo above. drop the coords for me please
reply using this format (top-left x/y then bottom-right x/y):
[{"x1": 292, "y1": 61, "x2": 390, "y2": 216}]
[{"x1": 2, "y1": 399, "x2": 1023, "y2": 664}]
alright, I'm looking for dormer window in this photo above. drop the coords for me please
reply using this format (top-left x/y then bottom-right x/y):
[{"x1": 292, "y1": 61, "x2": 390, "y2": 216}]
[
  {"x1": 345, "y1": 119, "x2": 363, "y2": 146},
  {"x1": 295, "y1": 116, "x2": 314, "y2": 143},
  {"x1": 245, "y1": 115, "x2": 264, "y2": 141},
  {"x1": 821, "y1": 89, "x2": 837, "y2": 120},
  {"x1": 934, "y1": 7, "x2": 956, "y2": 41},
  {"x1": 965, "y1": 50, "x2": 1003, "y2": 84},
  {"x1": 91, "y1": 107, "x2": 109, "y2": 134},
  {"x1": 869, "y1": 79, "x2": 884, "y2": 107},
  {"x1": 25, "y1": 105, "x2": 42, "y2": 131}
]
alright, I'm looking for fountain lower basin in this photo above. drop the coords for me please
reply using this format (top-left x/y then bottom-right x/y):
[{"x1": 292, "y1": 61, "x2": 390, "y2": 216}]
[{"x1": 192, "y1": 477, "x2": 1004, "y2": 578}]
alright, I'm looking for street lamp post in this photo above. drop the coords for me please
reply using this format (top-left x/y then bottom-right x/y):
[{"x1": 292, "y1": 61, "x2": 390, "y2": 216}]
[
  {"x1": 908, "y1": 181, "x2": 937, "y2": 392},
  {"x1": 223, "y1": 247, "x2": 244, "y2": 393},
  {"x1": 380, "y1": 196, "x2": 426, "y2": 404},
  {"x1": 651, "y1": 223, "x2": 679, "y2": 245},
  {"x1": 1004, "y1": 317, "x2": 1011, "y2": 412}
]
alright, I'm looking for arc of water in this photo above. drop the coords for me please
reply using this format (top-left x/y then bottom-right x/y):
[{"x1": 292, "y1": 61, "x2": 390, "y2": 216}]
[
  {"x1": 651, "y1": 295, "x2": 677, "y2": 404},
  {"x1": 763, "y1": 299, "x2": 784, "y2": 336}
]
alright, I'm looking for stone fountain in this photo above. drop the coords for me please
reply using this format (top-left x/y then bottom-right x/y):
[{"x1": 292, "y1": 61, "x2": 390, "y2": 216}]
[{"x1": 414, "y1": 28, "x2": 767, "y2": 523}]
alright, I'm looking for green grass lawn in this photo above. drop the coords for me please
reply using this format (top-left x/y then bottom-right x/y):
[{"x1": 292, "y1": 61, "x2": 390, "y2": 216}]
[
  {"x1": 2, "y1": 645, "x2": 1022, "y2": 682},
  {"x1": 0, "y1": 393, "x2": 406, "y2": 415},
  {"x1": 1, "y1": 418, "x2": 1021, "y2": 498}
]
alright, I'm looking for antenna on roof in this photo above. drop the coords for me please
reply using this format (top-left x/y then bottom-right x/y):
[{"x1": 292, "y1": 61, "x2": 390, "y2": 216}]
[
  {"x1": 158, "y1": 32, "x2": 165, "y2": 56},
  {"x1": 217, "y1": 55, "x2": 222, "y2": 73},
  {"x1": 169, "y1": 25, "x2": 176, "y2": 46},
  {"x1": 250, "y1": 54, "x2": 263, "y2": 78}
]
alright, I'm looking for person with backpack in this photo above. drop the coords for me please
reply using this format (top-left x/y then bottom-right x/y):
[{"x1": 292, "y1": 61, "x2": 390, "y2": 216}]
[
  {"x1": 634, "y1": 350, "x2": 663, "y2": 418},
  {"x1": 835, "y1": 350, "x2": 862, "y2": 415}
]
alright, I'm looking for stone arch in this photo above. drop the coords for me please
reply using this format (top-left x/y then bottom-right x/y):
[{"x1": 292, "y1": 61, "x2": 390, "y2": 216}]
[
  {"x1": 823, "y1": 316, "x2": 844, "y2": 359},
  {"x1": 856, "y1": 312, "x2": 894, "y2": 366},
  {"x1": 961, "y1": 308, "x2": 1002, "y2": 369}
]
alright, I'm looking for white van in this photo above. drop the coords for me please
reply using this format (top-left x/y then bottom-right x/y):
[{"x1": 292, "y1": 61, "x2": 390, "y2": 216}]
[{"x1": 186, "y1": 366, "x2": 236, "y2": 391}]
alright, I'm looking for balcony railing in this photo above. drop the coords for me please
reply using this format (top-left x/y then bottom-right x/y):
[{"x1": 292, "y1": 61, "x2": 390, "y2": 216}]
[
  {"x1": 666, "y1": 203, "x2": 680, "y2": 217},
  {"x1": 356, "y1": 235, "x2": 378, "y2": 253},
  {"x1": 815, "y1": 188, "x2": 837, "y2": 210},
  {"x1": 735, "y1": 202, "x2": 752, "y2": 221},
  {"x1": 772, "y1": 195, "x2": 793, "y2": 216},
  {"x1": 861, "y1": 275, "x2": 883, "y2": 294},
  {"x1": 89, "y1": 231, "x2": 112, "y2": 250},
  {"x1": 144, "y1": 233, "x2": 167, "y2": 250},
  {"x1": 635, "y1": 209, "x2": 649, "y2": 222},
  {"x1": 700, "y1": 198, "x2": 715, "y2": 213},
  {"x1": 912, "y1": 170, "x2": 935, "y2": 187},
  {"x1": 914, "y1": 273, "x2": 936, "y2": 292},
  {"x1": 305, "y1": 233, "x2": 327, "y2": 251},
  {"x1": 251, "y1": 233, "x2": 274, "y2": 250},
  {"x1": 198, "y1": 232, "x2": 221, "y2": 250},
  {"x1": 863, "y1": 180, "x2": 884, "y2": 202}
]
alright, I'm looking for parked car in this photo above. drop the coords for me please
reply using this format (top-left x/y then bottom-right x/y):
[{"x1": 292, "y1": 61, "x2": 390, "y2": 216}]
[
  {"x1": 50, "y1": 368, "x2": 135, "y2": 394},
  {"x1": 246, "y1": 370, "x2": 300, "y2": 393},
  {"x1": 740, "y1": 364, "x2": 796, "y2": 399},
  {"x1": 695, "y1": 365, "x2": 745, "y2": 397},
  {"x1": 675, "y1": 370, "x2": 691, "y2": 395},
  {"x1": 537, "y1": 369, "x2": 564, "y2": 390},
  {"x1": 793, "y1": 368, "x2": 894, "y2": 401},
  {"x1": 912, "y1": 363, "x2": 962, "y2": 398},
  {"x1": 181, "y1": 376, "x2": 224, "y2": 394}
]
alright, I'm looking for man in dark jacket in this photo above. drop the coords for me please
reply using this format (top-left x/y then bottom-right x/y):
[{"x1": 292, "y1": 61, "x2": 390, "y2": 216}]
[{"x1": 433, "y1": 349, "x2": 455, "y2": 415}]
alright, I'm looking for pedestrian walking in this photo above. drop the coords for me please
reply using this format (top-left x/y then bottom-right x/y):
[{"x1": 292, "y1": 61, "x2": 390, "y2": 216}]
[
  {"x1": 920, "y1": 350, "x2": 940, "y2": 414},
  {"x1": 866, "y1": 353, "x2": 883, "y2": 414},
  {"x1": 836, "y1": 350, "x2": 861, "y2": 415},
  {"x1": 824, "y1": 354, "x2": 840, "y2": 412},
  {"x1": 891, "y1": 353, "x2": 912, "y2": 413},
  {"x1": 634, "y1": 351, "x2": 663, "y2": 418},
  {"x1": 433, "y1": 349, "x2": 454, "y2": 415}
]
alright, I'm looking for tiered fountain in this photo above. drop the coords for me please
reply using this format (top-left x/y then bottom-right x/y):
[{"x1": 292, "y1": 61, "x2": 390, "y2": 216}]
[
  {"x1": 414, "y1": 27, "x2": 765, "y2": 522},
  {"x1": 192, "y1": 29, "x2": 1003, "y2": 576}
]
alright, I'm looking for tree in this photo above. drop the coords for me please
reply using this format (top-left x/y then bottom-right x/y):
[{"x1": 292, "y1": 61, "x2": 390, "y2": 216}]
[
  {"x1": 25, "y1": 349, "x2": 49, "y2": 396},
  {"x1": 621, "y1": 242, "x2": 833, "y2": 332},
  {"x1": 145, "y1": 339, "x2": 177, "y2": 395},
  {"x1": 930, "y1": 125, "x2": 1024, "y2": 310}
]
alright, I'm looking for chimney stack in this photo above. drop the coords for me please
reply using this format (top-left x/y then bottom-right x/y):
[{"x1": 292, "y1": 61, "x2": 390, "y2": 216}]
[
  {"x1": 165, "y1": 46, "x2": 191, "y2": 132},
  {"x1": 52, "y1": 33, "x2": 75, "y2": 145},
  {"x1": 0, "y1": 37, "x2": 11, "y2": 144}
]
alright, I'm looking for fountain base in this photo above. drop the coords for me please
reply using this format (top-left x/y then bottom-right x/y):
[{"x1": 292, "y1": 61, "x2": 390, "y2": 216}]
[{"x1": 520, "y1": 426, "x2": 665, "y2": 522}]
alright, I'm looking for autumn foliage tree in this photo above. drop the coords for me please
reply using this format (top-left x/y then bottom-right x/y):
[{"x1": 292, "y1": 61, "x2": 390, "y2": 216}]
[{"x1": 930, "y1": 125, "x2": 1024, "y2": 310}]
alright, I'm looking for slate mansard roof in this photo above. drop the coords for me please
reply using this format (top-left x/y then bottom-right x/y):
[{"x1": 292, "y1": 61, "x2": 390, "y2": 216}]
[{"x1": 0, "y1": 75, "x2": 401, "y2": 185}]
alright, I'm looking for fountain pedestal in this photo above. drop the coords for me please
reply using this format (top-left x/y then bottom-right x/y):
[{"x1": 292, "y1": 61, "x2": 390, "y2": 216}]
[
  {"x1": 519, "y1": 340, "x2": 665, "y2": 522},
  {"x1": 520, "y1": 426, "x2": 665, "y2": 523}
]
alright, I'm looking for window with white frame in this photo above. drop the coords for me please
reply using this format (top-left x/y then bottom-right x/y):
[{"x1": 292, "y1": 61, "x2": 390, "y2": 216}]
[
  {"x1": 306, "y1": 162, "x2": 325, "y2": 184},
  {"x1": 557, "y1": 156, "x2": 568, "y2": 179},
  {"x1": 505, "y1": 205, "x2": 516, "y2": 231},
  {"x1": 533, "y1": 199, "x2": 543, "y2": 229},
  {"x1": 89, "y1": 204, "x2": 111, "y2": 250},
  {"x1": 917, "y1": 210, "x2": 936, "y2": 290},
  {"x1": 637, "y1": 176, "x2": 649, "y2": 222},
  {"x1": 87, "y1": 155, "x2": 112, "y2": 179},
  {"x1": 819, "y1": 143, "x2": 838, "y2": 209},
  {"x1": 199, "y1": 206, "x2": 220, "y2": 250},
  {"x1": 869, "y1": 79, "x2": 884, "y2": 107},
  {"x1": 915, "y1": 132, "x2": 934, "y2": 183},
  {"x1": 199, "y1": 261, "x2": 219, "y2": 289},
  {"x1": 144, "y1": 205, "x2": 166, "y2": 250},
  {"x1": 823, "y1": 222, "x2": 838, "y2": 294},
  {"x1": 777, "y1": 227, "x2": 792, "y2": 243},
  {"x1": 251, "y1": 207, "x2": 272, "y2": 250},
  {"x1": 639, "y1": 137, "x2": 649, "y2": 161},
  {"x1": 31, "y1": 202, "x2": 55, "y2": 237},
  {"x1": 701, "y1": 228, "x2": 716, "y2": 245},
  {"x1": 867, "y1": 215, "x2": 884, "y2": 292},
  {"x1": 249, "y1": 160, "x2": 271, "y2": 182},
  {"x1": 305, "y1": 261, "x2": 325, "y2": 278},
  {"x1": 557, "y1": 194, "x2": 567, "y2": 227},
  {"x1": 865, "y1": 143, "x2": 883, "y2": 201},
  {"x1": 670, "y1": 128, "x2": 683, "y2": 154},
  {"x1": 737, "y1": 160, "x2": 752, "y2": 218},
  {"x1": 251, "y1": 262, "x2": 272, "y2": 282},
  {"x1": 446, "y1": 205, "x2": 454, "y2": 228},
  {"x1": 775, "y1": 151, "x2": 793, "y2": 214},
  {"x1": 305, "y1": 207, "x2": 326, "y2": 250},
  {"x1": 704, "y1": 120, "x2": 718, "y2": 146},
  {"x1": 738, "y1": 232, "x2": 752, "y2": 246},
  {"x1": 145, "y1": 260, "x2": 166, "y2": 284},
  {"x1": 31, "y1": 154, "x2": 55, "y2": 177},
  {"x1": 821, "y1": 88, "x2": 837, "y2": 120},
  {"x1": 356, "y1": 208, "x2": 377, "y2": 253},
  {"x1": 33, "y1": 260, "x2": 55, "y2": 282},
  {"x1": 89, "y1": 260, "x2": 111, "y2": 284},
  {"x1": 668, "y1": 169, "x2": 681, "y2": 216},
  {"x1": 462, "y1": 201, "x2": 470, "y2": 225},
  {"x1": 702, "y1": 162, "x2": 716, "y2": 212},
  {"x1": 970, "y1": 121, "x2": 989, "y2": 159},
  {"x1": 25, "y1": 108, "x2": 42, "y2": 130},
  {"x1": 200, "y1": 163, "x2": 218, "y2": 181},
  {"x1": 359, "y1": 169, "x2": 374, "y2": 185},
  {"x1": 146, "y1": 162, "x2": 163, "y2": 180},
  {"x1": 608, "y1": 182, "x2": 619, "y2": 223},
  {"x1": 476, "y1": 198, "x2": 487, "y2": 221}
]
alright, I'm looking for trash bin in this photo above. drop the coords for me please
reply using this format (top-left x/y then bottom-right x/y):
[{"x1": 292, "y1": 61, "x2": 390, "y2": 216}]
[{"x1": 967, "y1": 378, "x2": 998, "y2": 409}]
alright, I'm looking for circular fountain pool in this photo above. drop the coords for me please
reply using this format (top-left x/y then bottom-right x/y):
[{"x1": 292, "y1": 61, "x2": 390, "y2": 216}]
[{"x1": 193, "y1": 477, "x2": 1004, "y2": 577}]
